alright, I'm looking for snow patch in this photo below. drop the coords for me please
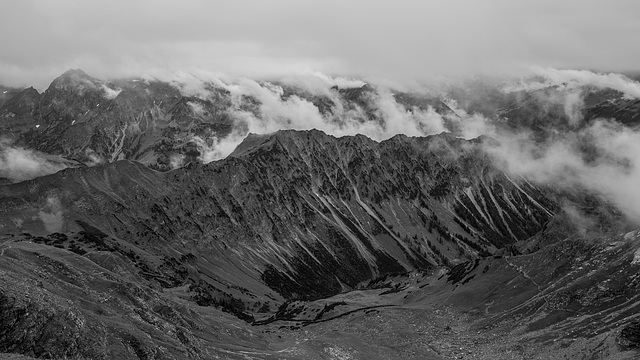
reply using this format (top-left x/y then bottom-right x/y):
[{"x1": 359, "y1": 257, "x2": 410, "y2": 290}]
[
  {"x1": 0, "y1": 139, "x2": 69, "y2": 182},
  {"x1": 35, "y1": 124, "x2": 40, "y2": 128}
]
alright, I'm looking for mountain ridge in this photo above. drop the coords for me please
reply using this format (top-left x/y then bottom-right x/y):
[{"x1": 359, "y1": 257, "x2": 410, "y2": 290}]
[{"x1": 0, "y1": 129, "x2": 558, "y2": 302}]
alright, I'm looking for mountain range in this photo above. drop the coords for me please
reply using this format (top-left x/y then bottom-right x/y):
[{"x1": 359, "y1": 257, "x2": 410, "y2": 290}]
[{"x1": 1, "y1": 69, "x2": 640, "y2": 359}]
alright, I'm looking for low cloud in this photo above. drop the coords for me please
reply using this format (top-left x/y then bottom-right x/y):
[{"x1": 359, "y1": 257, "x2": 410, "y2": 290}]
[
  {"x1": 83, "y1": 148, "x2": 104, "y2": 167},
  {"x1": 170, "y1": 72, "x2": 462, "y2": 162},
  {"x1": 169, "y1": 153, "x2": 185, "y2": 169},
  {"x1": 187, "y1": 101, "x2": 206, "y2": 117},
  {"x1": 279, "y1": 72, "x2": 366, "y2": 96},
  {"x1": 448, "y1": 71, "x2": 640, "y2": 223},
  {"x1": 511, "y1": 68, "x2": 640, "y2": 99},
  {"x1": 563, "y1": 89, "x2": 584, "y2": 125},
  {"x1": 38, "y1": 195, "x2": 63, "y2": 233},
  {"x1": 485, "y1": 120, "x2": 640, "y2": 223},
  {"x1": 101, "y1": 84, "x2": 122, "y2": 99},
  {"x1": 192, "y1": 134, "x2": 244, "y2": 163},
  {"x1": 0, "y1": 139, "x2": 69, "y2": 182}
]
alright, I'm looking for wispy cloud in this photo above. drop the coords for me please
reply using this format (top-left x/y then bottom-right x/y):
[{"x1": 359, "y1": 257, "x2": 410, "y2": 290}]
[
  {"x1": 101, "y1": 84, "x2": 121, "y2": 99},
  {"x1": 0, "y1": 139, "x2": 69, "y2": 182},
  {"x1": 484, "y1": 118, "x2": 640, "y2": 223},
  {"x1": 514, "y1": 68, "x2": 640, "y2": 99},
  {"x1": 164, "y1": 72, "x2": 459, "y2": 162}
]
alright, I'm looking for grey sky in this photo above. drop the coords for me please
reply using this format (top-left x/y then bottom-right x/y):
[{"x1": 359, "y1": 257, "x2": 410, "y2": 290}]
[{"x1": 1, "y1": 0, "x2": 639, "y2": 88}]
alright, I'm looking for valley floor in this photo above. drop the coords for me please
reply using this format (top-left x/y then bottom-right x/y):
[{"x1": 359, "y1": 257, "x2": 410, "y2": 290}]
[{"x1": 254, "y1": 287, "x2": 639, "y2": 360}]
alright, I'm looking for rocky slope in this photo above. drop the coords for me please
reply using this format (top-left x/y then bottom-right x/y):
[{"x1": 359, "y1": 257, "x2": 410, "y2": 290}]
[{"x1": 0, "y1": 129, "x2": 556, "y2": 301}]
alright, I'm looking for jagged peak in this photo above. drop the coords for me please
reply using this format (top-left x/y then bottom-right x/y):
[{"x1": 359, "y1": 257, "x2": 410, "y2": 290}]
[
  {"x1": 228, "y1": 128, "x2": 488, "y2": 162},
  {"x1": 55, "y1": 69, "x2": 97, "y2": 84},
  {"x1": 228, "y1": 129, "x2": 337, "y2": 158},
  {"x1": 47, "y1": 68, "x2": 101, "y2": 93},
  {"x1": 228, "y1": 132, "x2": 275, "y2": 158},
  {"x1": 387, "y1": 133, "x2": 410, "y2": 141},
  {"x1": 11, "y1": 86, "x2": 40, "y2": 99},
  {"x1": 61, "y1": 68, "x2": 92, "y2": 78},
  {"x1": 1, "y1": 86, "x2": 41, "y2": 113},
  {"x1": 275, "y1": 128, "x2": 333, "y2": 140},
  {"x1": 243, "y1": 129, "x2": 472, "y2": 147},
  {"x1": 270, "y1": 129, "x2": 345, "y2": 150}
]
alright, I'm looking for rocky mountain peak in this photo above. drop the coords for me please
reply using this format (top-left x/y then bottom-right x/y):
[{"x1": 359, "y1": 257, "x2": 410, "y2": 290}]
[
  {"x1": 228, "y1": 132, "x2": 274, "y2": 157},
  {"x1": 46, "y1": 68, "x2": 100, "y2": 93},
  {"x1": 0, "y1": 87, "x2": 41, "y2": 115}
]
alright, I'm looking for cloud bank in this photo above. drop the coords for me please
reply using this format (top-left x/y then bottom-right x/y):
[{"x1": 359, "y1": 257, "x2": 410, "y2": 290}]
[
  {"x1": 0, "y1": 139, "x2": 69, "y2": 182},
  {"x1": 1, "y1": 1, "x2": 640, "y2": 89},
  {"x1": 504, "y1": 68, "x2": 640, "y2": 99},
  {"x1": 485, "y1": 120, "x2": 640, "y2": 223},
  {"x1": 168, "y1": 72, "x2": 456, "y2": 162}
]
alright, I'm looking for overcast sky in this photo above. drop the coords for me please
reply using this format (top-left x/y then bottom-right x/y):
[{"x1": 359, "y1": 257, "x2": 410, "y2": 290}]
[{"x1": 1, "y1": 0, "x2": 639, "y2": 88}]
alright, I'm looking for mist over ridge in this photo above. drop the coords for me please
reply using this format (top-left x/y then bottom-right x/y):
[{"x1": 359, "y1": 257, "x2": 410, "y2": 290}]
[{"x1": 5, "y1": 66, "x2": 640, "y2": 224}]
